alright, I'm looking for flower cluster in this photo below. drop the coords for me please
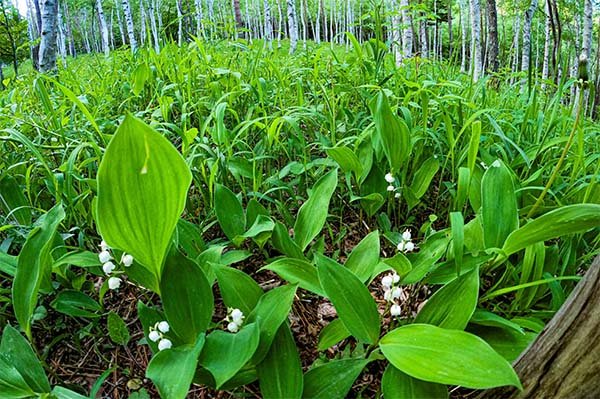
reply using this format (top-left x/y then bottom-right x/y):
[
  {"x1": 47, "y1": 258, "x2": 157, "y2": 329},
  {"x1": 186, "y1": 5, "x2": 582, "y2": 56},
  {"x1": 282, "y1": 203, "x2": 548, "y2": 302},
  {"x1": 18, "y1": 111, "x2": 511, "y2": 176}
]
[
  {"x1": 224, "y1": 308, "x2": 245, "y2": 333},
  {"x1": 98, "y1": 240, "x2": 133, "y2": 290},
  {"x1": 148, "y1": 321, "x2": 172, "y2": 351},
  {"x1": 385, "y1": 172, "x2": 401, "y2": 199},
  {"x1": 381, "y1": 272, "x2": 402, "y2": 317},
  {"x1": 396, "y1": 229, "x2": 415, "y2": 253}
]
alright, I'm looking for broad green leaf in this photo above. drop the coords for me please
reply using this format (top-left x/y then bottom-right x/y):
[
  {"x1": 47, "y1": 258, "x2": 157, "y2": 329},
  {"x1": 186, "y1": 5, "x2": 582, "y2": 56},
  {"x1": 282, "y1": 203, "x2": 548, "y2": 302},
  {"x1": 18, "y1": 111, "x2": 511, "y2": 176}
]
[
  {"x1": 469, "y1": 309, "x2": 524, "y2": 334},
  {"x1": 214, "y1": 184, "x2": 246, "y2": 242},
  {"x1": 199, "y1": 322, "x2": 260, "y2": 388},
  {"x1": 317, "y1": 318, "x2": 350, "y2": 351},
  {"x1": 161, "y1": 250, "x2": 213, "y2": 343},
  {"x1": 316, "y1": 254, "x2": 380, "y2": 344},
  {"x1": 370, "y1": 252, "x2": 413, "y2": 282},
  {"x1": 380, "y1": 324, "x2": 521, "y2": 389},
  {"x1": 272, "y1": 222, "x2": 306, "y2": 259},
  {"x1": 425, "y1": 255, "x2": 490, "y2": 285},
  {"x1": 132, "y1": 62, "x2": 151, "y2": 96},
  {"x1": 414, "y1": 268, "x2": 479, "y2": 330},
  {"x1": 52, "y1": 251, "x2": 101, "y2": 270},
  {"x1": 13, "y1": 204, "x2": 65, "y2": 338},
  {"x1": 0, "y1": 252, "x2": 16, "y2": 276},
  {"x1": 481, "y1": 160, "x2": 518, "y2": 249},
  {"x1": 147, "y1": 333, "x2": 205, "y2": 399},
  {"x1": 402, "y1": 231, "x2": 449, "y2": 284},
  {"x1": 96, "y1": 114, "x2": 192, "y2": 284},
  {"x1": 213, "y1": 265, "x2": 263, "y2": 314},
  {"x1": 0, "y1": 176, "x2": 31, "y2": 226},
  {"x1": 294, "y1": 169, "x2": 338, "y2": 251},
  {"x1": 0, "y1": 356, "x2": 34, "y2": 398},
  {"x1": 410, "y1": 157, "x2": 440, "y2": 199},
  {"x1": 0, "y1": 325, "x2": 50, "y2": 393},
  {"x1": 450, "y1": 212, "x2": 464, "y2": 275},
  {"x1": 50, "y1": 290, "x2": 102, "y2": 318},
  {"x1": 468, "y1": 121, "x2": 481, "y2": 174},
  {"x1": 137, "y1": 302, "x2": 164, "y2": 354},
  {"x1": 369, "y1": 91, "x2": 410, "y2": 171},
  {"x1": 302, "y1": 359, "x2": 369, "y2": 399},
  {"x1": 238, "y1": 215, "x2": 274, "y2": 247},
  {"x1": 261, "y1": 258, "x2": 325, "y2": 297},
  {"x1": 326, "y1": 146, "x2": 363, "y2": 177},
  {"x1": 381, "y1": 365, "x2": 448, "y2": 399},
  {"x1": 107, "y1": 311, "x2": 130, "y2": 345},
  {"x1": 258, "y1": 324, "x2": 303, "y2": 399},
  {"x1": 468, "y1": 325, "x2": 537, "y2": 362},
  {"x1": 51, "y1": 386, "x2": 89, "y2": 399},
  {"x1": 345, "y1": 231, "x2": 380, "y2": 282},
  {"x1": 247, "y1": 285, "x2": 297, "y2": 363},
  {"x1": 502, "y1": 204, "x2": 600, "y2": 256}
]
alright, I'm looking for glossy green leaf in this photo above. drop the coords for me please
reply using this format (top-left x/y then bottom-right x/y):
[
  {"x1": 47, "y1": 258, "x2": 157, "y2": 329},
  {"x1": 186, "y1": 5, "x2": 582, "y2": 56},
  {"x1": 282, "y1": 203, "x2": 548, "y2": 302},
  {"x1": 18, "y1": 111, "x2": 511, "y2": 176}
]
[
  {"x1": 468, "y1": 325, "x2": 537, "y2": 362},
  {"x1": 0, "y1": 252, "x2": 16, "y2": 276},
  {"x1": 51, "y1": 386, "x2": 89, "y2": 399},
  {"x1": 258, "y1": 324, "x2": 303, "y2": 399},
  {"x1": 481, "y1": 160, "x2": 518, "y2": 249},
  {"x1": 272, "y1": 222, "x2": 306, "y2": 259},
  {"x1": 450, "y1": 212, "x2": 464, "y2": 275},
  {"x1": 402, "y1": 231, "x2": 449, "y2": 284},
  {"x1": 50, "y1": 290, "x2": 102, "y2": 318},
  {"x1": 380, "y1": 324, "x2": 521, "y2": 389},
  {"x1": 96, "y1": 114, "x2": 192, "y2": 283},
  {"x1": 199, "y1": 322, "x2": 260, "y2": 388},
  {"x1": 247, "y1": 285, "x2": 297, "y2": 363},
  {"x1": 302, "y1": 359, "x2": 369, "y2": 399},
  {"x1": 213, "y1": 265, "x2": 263, "y2": 314},
  {"x1": 381, "y1": 365, "x2": 448, "y2": 399},
  {"x1": 317, "y1": 318, "x2": 350, "y2": 351},
  {"x1": 214, "y1": 183, "x2": 246, "y2": 242},
  {"x1": 107, "y1": 311, "x2": 130, "y2": 345},
  {"x1": 410, "y1": 157, "x2": 440, "y2": 199},
  {"x1": 414, "y1": 268, "x2": 479, "y2": 330},
  {"x1": 261, "y1": 258, "x2": 325, "y2": 297},
  {"x1": 161, "y1": 250, "x2": 213, "y2": 343},
  {"x1": 0, "y1": 176, "x2": 31, "y2": 226},
  {"x1": 137, "y1": 301, "x2": 164, "y2": 354},
  {"x1": 147, "y1": 333, "x2": 205, "y2": 399},
  {"x1": 326, "y1": 146, "x2": 363, "y2": 177},
  {"x1": 0, "y1": 325, "x2": 50, "y2": 393},
  {"x1": 502, "y1": 204, "x2": 600, "y2": 256},
  {"x1": 316, "y1": 254, "x2": 380, "y2": 344},
  {"x1": 469, "y1": 309, "x2": 524, "y2": 334},
  {"x1": 12, "y1": 204, "x2": 65, "y2": 338},
  {"x1": 0, "y1": 356, "x2": 34, "y2": 398},
  {"x1": 369, "y1": 91, "x2": 410, "y2": 171},
  {"x1": 294, "y1": 169, "x2": 338, "y2": 251},
  {"x1": 345, "y1": 231, "x2": 380, "y2": 282}
]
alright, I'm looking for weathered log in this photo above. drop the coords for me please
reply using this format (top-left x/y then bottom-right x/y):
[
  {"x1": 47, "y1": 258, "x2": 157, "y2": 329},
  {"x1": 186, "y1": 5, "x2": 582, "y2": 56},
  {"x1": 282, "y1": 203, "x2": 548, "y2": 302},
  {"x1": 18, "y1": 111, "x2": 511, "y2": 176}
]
[{"x1": 478, "y1": 255, "x2": 600, "y2": 398}]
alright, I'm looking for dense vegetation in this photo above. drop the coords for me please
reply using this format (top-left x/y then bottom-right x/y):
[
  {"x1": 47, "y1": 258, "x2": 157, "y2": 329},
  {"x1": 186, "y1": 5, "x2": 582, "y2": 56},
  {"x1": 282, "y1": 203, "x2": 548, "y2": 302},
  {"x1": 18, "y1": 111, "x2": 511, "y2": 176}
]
[{"x1": 1, "y1": 0, "x2": 600, "y2": 398}]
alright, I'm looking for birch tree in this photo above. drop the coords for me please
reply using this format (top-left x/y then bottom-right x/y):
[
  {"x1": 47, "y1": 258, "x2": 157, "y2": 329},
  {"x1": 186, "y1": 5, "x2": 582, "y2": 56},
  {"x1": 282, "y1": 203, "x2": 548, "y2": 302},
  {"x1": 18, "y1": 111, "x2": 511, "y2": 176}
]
[
  {"x1": 521, "y1": 0, "x2": 539, "y2": 74},
  {"x1": 147, "y1": 0, "x2": 159, "y2": 51},
  {"x1": 459, "y1": 0, "x2": 468, "y2": 72},
  {"x1": 38, "y1": 0, "x2": 58, "y2": 71},
  {"x1": 287, "y1": 0, "x2": 298, "y2": 53},
  {"x1": 122, "y1": 0, "x2": 137, "y2": 51},
  {"x1": 541, "y1": 0, "x2": 551, "y2": 88},
  {"x1": 115, "y1": 0, "x2": 125, "y2": 45},
  {"x1": 469, "y1": 0, "x2": 483, "y2": 80},
  {"x1": 400, "y1": 0, "x2": 412, "y2": 58},
  {"x1": 486, "y1": 0, "x2": 499, "y2": 72},
  {"x1": 195, "y1": 0, "x2": 203, "y2": 38},
  {"x1": 264, "y1": 0, "x2": 273, "y2": 48},
  {"x1": 96, "y1": 0, "x2": 109, "y2": 55}
]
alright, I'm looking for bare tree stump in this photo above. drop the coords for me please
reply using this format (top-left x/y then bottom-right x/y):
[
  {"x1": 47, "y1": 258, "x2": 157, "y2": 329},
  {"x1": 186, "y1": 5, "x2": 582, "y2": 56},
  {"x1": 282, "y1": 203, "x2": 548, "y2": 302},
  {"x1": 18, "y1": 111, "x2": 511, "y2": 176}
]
[{"x1": 478, "y1": 255, "x2": 600, "y2": 398}]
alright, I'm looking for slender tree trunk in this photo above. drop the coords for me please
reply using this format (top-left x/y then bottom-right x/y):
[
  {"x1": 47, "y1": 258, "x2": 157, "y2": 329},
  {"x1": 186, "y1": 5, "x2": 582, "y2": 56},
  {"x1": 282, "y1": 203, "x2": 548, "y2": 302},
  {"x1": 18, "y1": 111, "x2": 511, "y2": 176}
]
[
  {"x1": 287, "y1": 0, "x2": 298, "y2": 53},
  {"x1": 56, "y1": 3, "x2": 67, "y2": 63},
  {"x1": 122, "y1": 0, "x2": 137, "y2": 51},
  {"x1": 486, "y1": 0, "x2": 498, "y2": 72},
  {"x1": 0, "y1": 0, "x2": 19, "y2": 75},
  {"x1": 478, "y1": 257, "x2": 600, "y2": 399},
  {"x1": 300, "y1": 0, "x2": 307, "y2": 49},
  {"x1": 447, "y1": 0, "x2": 452, "y2": 58},
  {"x1": 139, "y1": 0, "x2": 146, "y2": 46},
  {"x1": 469, "y1": 0, "x2": 483, "y2": 81},
  {"x1": 315, "y1": 0, "x2": 321, "y2": 43},
  {"x1": 582, "y1": 0, "x2": 592, "y2": 62},
  {"x1": 195, "y1": 0, "x2": 203, "y2": 38},
  {"x1": 459, "y1": 0, "x2": 468, "y2": 72},
  {"x1": 96, "y1": 0, "x2": 110, "y2": 55},
  {"x1": 147, "y1": 0, "x2": 160, "y2": 51},
  {"x1": 541, "y1": 0, "x2": 551, "y2": 88},
  {"x1": 511, "y1": 14, "x2": 521, "y2": 76},
  {"x1": 521, "y1": 0, "x2": 538, "y2": 75},
  {"x1": 233, "y1": 0, "x2": 243, "y2": 37},
  {"x1": 392, "y1": 0, "x2": 402, "y2": 65},
  {"x1": 177, "y1": 0, "x2": 183, "y2": 44},
  {"x1": 38, "y1": 0, "x2": 59, "y2": 72},
  {"x1": 400, "y1": 0, "x2": 412, "y2": 58},
  {"x1": 63, "y1": 2, "x2": 75, "y2": 57},
  {"x1": 419, "y1": 1, "x2": 427, "y2": 57},
  {"x1": 264, "y1": 0, "x2": 273, "y2": 48},
  {"x1": 115, "y1": 0, "x2": 126, "y2": 45}
]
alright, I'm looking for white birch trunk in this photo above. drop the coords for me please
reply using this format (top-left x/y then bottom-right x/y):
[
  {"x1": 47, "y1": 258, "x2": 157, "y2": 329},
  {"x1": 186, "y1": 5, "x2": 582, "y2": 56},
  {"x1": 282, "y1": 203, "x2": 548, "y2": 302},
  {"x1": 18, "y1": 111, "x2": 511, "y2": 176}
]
[
  {"x1": 277, "y1": 0, "x2": 283, "y2": 47},
  {"x1": 264, "y1": 0, "x2": 273, "y2": 47},
  {"x1": 287, "y1": 0, "x2": 298, "y2": 53},
  {"x1": 392, "y1": 3, "x2": 402, "y2": 65},
  {"x1": 469, "y1": 0, "x2": 483, "y2": 81},
  {"x1": 459, "y1": 0, "x2": 468, "y2": 72},
  {"x1": 122, "y1": 0, "x2": 137, "y2": 51},
  {"x1": 400, "y1": 0, "x2": 413, "y2": 58},
  {"x1": 147, "y1": 0, "x2": 160, "y2": 51},
  {"x1": 177, "y1": 0, "x2": 183, "y2": 45},
  {"x1": 96, "y1": 0, "x2": 110, "y2": 56},
  {"x1": 420, "y1": 10, "x2": 427, "y2": 57},
  {"x1": 115, "y1": 0, "x2": 126, "y2": 45},
  {"x1": 520, "y1": 0, "x2": 538, "y2": 73},
  {"x1": 38, "y1": 0, "x2": 59, "y2": 71},
  {"x1": 300, "y1": 0, "x2": 306, "y2": 49},
  {"x1": 56, "y1": 4, "x2": 66, "y2": 64},
  {"x1": 195, "y1": 0, "x2": 204, "y2": 38},
  {"x1": 315, "y1": 0, "x2": 320, "y2": 43},
  {"x1": 541, "y1": 0, "x2": 551, "y2": 88},
  {"x1": 139, "y1": 0, "x2": 146, "y2": 46}
]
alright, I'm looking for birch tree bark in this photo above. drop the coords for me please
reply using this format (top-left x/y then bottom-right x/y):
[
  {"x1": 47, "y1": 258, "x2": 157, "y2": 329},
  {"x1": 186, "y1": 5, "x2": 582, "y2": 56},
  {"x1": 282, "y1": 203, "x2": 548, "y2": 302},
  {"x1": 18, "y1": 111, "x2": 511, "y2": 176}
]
[
  {"x1": 400, "y1": 0, "x2": 412, "y2": 58},
  {"x1": 469, "y1": 0, "x2": 483, "y2": 81},
  {"x1": 195, "y1": 0, "x2": 203, "y2": 38},
  {"x1": 177, "y1": 0, "x2": 183, "y2": 44},
  {"x1": 459, "y1": 0, "x2": 468, "y2": 72},
  {"x1": 122, "y1": 0, "x2": 137, "y2": 51},
  {"x1": 520, "y1": 0, "x2": 538, "y2": 74},
  {"x1": 541, "y1": 0, "x2": 551, "y2": 88},
  {"x1": 96, "y1": 0, "x2": 110, "y2": 56},
  {"x1": 38, "y1": 0, "x2": 59, "y2": 72},
  {"x1": 581, "y1": 0, "x2": 592, "y2": 62},
  {"x1": 56, "y1": 3, "x2": 66, "y2": 63},
  {"x1": 392, "y1": 0, "x2": 402, "y2": 66},
  {"x1": 139, "y1": 0, "x2": 146, "y2": 46},
  {"x1": 147, "y1": 0, "x2": 160, "y2": 51},
  {"x1": 287, "y1": 0, "x2": 298, "y2": 53},
  {"x1": 115, "y1": 0, "x2": 126, "y2": 45},
  {"x1": 233, "y1": 0, "x2": 243, "y2": 38},
  {"x1": 264, "y1": 0, "x2": 273, "y2": 48},
  {"x1": 419, "y1": 1, "x2": 427, "y2": 58},
  {"x1": 277, "y1": 0, "x2": 282, "y2": 47}
]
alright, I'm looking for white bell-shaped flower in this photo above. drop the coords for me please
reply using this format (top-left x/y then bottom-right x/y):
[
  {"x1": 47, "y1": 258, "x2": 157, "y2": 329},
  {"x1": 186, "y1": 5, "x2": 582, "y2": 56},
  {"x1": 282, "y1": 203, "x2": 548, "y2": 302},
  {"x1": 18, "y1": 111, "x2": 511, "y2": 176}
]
[
  {"x1": 158, "y1": 338, "x2": 172, "y2": 351},
  {"x1": 402, "y1": 230, "x2": 411, "y2": 241},
  {"x1": 404, "y1": 241, "x2": 415, "y2": 252},
  {"x1": 386, "y1": 185, "x2": 395, "y2": 192},
  {"x1": 121, "y1": 253, "x2": 134, "y2": 267},
  {"x1": 391, "y1": 286, "x2": 402, "y2": 299},
  {"x1": 384, "y1": 173, "x2": 394, "y2": 183},
  {"x1": 394, "y1": 192, "x2": 401, "y2": 198},
  {"x1": 392, "y1": 273, "x2": 400, "y2": 284},
  {"x1": 99, "y1": 250, "x2": 112, "y2": 263},
  {"x1": 227, "y1": 322, "x2": 240, "y2": 333},
  {"x1": 390, "y1": 304, "x2": 401, "y2": 317},
  {"x1": 108, "y1": 277, "x2": 122, "y2": 290},
  {"x1": 157, "y1": 321, "x2": 170, "y2": 333},
  {"x1": 100, "y1": 240, "x2": 110, "y2": 252},
  {"x1": 381, "y1": 275, "x2": 393, "y2": 289},
  {"x1": 230, "y1": 309, "x2": 244, "y2": 324},
  {"x1": 149, "y1": 330, "x2": 161, "y2": 342},
  {"x1": 102, "y1": 261, "x2": 116, "y2": 275},
  {"x1": 383, "y1": 289, "x2": 393, "y2": 302},
  {"x1": 397, "y1": 241, "x2": 406, "y2": 252}
]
